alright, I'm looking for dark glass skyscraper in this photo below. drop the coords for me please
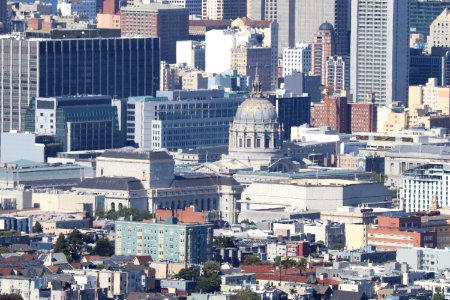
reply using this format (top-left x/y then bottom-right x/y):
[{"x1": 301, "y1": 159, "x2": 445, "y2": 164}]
[{"x1": 0, "y1": 37, "x2": 160, "y2": 132}]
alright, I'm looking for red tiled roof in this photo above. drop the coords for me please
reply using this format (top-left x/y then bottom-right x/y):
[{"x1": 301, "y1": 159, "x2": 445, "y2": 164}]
[{"x1": 0, "y1": 268, "x2": 14, "y2": 276}]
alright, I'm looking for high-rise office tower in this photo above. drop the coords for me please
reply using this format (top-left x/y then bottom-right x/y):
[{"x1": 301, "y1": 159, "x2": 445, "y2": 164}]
[
  {"x1": 0, "y1": 0, "x2": 7, "y2": 33},
  {"x1": 428, "y1": 8, "x2": 450, "y2": 50},
  {"x1": 247, "y1": 0, "x2": 265, "y2": 19},
  {"x1": 311, "y1": 22, "x2": 335, "y2": 85},
  {"x1": 202, "y1": 0, "x2": 247, "y2": 20},
  {"x1": 296, "y1": 0, "x2": 337, "y2": 43},
  {"x1": 121, "y1": 3, "x2": 189, "y2": 63},
  {"x1": 282, "y1": 43, "x2": 312, "y2": 76},
  {"x1": 409, "y1": 0, "x2": 450, "y2": 37},
  {"x1": 0, "y1": 37, "x2": 160, "y2": 132},
  {"x1": 326, "y1": 55, "x2": 350, "y2": 94},
  {"x1": 259, "y1": 0, "x2": 350, "y2": 55},
  {"x1": 167, "y1": 0, "x2": 203, "y2": 17},
  {"x1": 350, "y1": 0, "x2": 409, "y2": 106},
  {"x1": 334, "y1": 0, "x2": 351, "y2": 55}
]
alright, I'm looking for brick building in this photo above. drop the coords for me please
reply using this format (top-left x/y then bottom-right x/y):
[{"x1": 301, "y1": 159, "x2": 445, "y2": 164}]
[
  {"x1": 311, "y1": 95, "x2": 349, "y2": 133},
  {"x1": 368, "y1": 215, "x2": 437, "y2": 251},
  {"x1": 350, "y1": 102, "x2": 377, "y2": 133},
  {"x1": 154, "y1": 206, "x2": 221, "y2": 224},
  {"x1": 121, "y1": 3, "x2": 189, "y2": 63}
]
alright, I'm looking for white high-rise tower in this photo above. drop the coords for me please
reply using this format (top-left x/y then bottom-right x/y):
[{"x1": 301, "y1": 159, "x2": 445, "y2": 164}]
[{"x1": 350, "y1": 0, "x2": 409, "y2": 106}]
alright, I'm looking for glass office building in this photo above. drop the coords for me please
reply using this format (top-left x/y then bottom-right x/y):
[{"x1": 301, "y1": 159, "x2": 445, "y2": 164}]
[{"x1": 0, "y1": 37, "x2": 159, "y2": 132}]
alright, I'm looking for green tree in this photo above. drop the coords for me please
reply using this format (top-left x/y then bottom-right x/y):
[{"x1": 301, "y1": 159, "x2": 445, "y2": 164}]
[
  {"x1": 280, "y1": 258, "x2": 296, "y2": 271},
  {"x1": 295, "y1": 258, "x2": 308, "y2": 274},
  {"x1": 0, "y1": 294, "x2": 24, "y2": 300},
  {"x1": 214, "y1": 236, "x2": 235, "y2": 248},
  {"x1": 195, "y1": 275, "x2": 221, "y2": 293},
  {"x1": 332, "y1": 243, "x2": 344, "y2": 250},
  {"x1": 433, "y1": 292, "x2": 445, "y2": 300},
  {"x1": 32, "y1": 221, "x2": 43, "y2": 233},
  {"x1": 236, "y1": 289, "x2": 259, "y2": 300},
  {"x1": 242, "y1": 255, "x2": 263, "y2": 266},
  {"x1": 202, "y1": 260, "x2": 220, "y2": 277},
  {"x1": 92, "y1": 239, "x2": 114, "y2": 256},
  {"x1": 54, "y1": 233, "x2": 67, "y2": 253},
  {"x1": 176, "y1": 266, "x2": 200, "y2": 281},
  {"x1": 104, "y1": 207, "x2": 153, "y2": 221}
]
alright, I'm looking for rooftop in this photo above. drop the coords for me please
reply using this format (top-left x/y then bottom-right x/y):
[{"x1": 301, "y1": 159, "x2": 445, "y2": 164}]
[
  {"x1": 100, "y1": 148, "x2": 173, "y2": 161},
  {"x1": 77, "y1": 177, "x2": 145, "y2": 191},
  {"x1": 121, "y1": 3, "x2": 189, "y2": 12}
]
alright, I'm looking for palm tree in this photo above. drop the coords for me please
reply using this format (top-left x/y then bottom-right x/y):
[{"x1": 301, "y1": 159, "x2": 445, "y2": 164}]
[{"x1": 296, "y1": 258, "x2": 308, "y2": 275}]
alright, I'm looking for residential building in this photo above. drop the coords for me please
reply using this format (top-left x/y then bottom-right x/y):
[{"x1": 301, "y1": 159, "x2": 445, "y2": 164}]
[
  {"x1": 115, "y1": 218, "x2": 213, "y2": 263},
  {"x1": 25, "y1": 96, "x2": 122, "y2": 152},
  {"x1": 205, "y1": 18, "x2": 278, "y2": 90},
  {"x1": 330, "y1": 247, "x2": 396, "y2": 263},
  {"x1": 126, "y1": 94, "x2": 243, "y2": 150},
  {"x1": 96, "y1": 13, "x2": 121, "y2": 29},
  {"x1": 398, "y1": 247, "x2": 450, "y2": 273},
  {"x1": 385, "y1": 145, "x2": 450, "y2": 189},
  {"x1": 345, "y1": 224, "x2": 370, "y2": 249},
  {"x1": 403, "y1": 163, "x2": 450, "y2": 212},
  {"x1": 58, "y1": 0, "x2": 97, "y2": 20},
  {"x1": 155, "y1": 206, "x2": 221, "y2": 224},
  {"x1": 102, "y1": 0, "x2": 120, "y2": 14},
  {"x1": 367, "y1": 215, "x2": 437, "y2": 250},
  {"x1": 0, "y1": 277, "x2": 41, "y2": 300},
  {"x1": 282, "y1": 43, "x2": 311, "y2": 77},
  {"x1": 311, "y1": 22, "x2": 335, "y2": 85},
  {"x1": 321, "y1": 206, "x2": 400, "y2": 225},
  {"x1": 409, "y1": 78, "x2": 450, "y2": 115},
  {"x1": 120, "y1": 3, "x2": 189, "y2": 63},
  {"x1": 350, "y1": 101, "x2": 377, "y2": 133},
  {"x1": 311, "y1": 95, "x2": 349, "y2": 133},
  {"x1": 428, "y1": 8, "x2": 450, "y2": 51},
  {"x1": 0, "y1": 37, "x2": 159, "y2": 132},
  {"x1": 409, "y1": 0, "x2": 450, "y2": 36},
  {"x1": 350, "y1": 0, "x2": 409, "y2": 106},
  {"x1": 202, "y1": 0, "x2": 246, "y2": 20},
  {"x1": 188, "y1": 19, "x2": 232, "y2": 40},
  {"x1": 176, "y1": 40, "x2": 206, "y2": 70},
  {"x1": 325, "y1": 56, "x2": 350, "y2": 94},
  {"x1": 0, "y1": 216, "x2": 32, "y2": 233},
  {"x1": 303, "y1": 220, "x2": 345, "y2": 248}
]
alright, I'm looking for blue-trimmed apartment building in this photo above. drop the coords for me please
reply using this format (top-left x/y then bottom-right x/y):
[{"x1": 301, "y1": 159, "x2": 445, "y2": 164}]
[{"x1": 115, "y1": 217, "x2": 213, "y2": 263}]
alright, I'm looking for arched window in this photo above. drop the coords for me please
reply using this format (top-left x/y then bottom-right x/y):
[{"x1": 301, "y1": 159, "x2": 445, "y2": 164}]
[
  {"x1": 111, "y1": 202, "x2": 116, "y2": 211},
  {"x1": 118, "y1": 203, "x2": 123, "y2": 210}
]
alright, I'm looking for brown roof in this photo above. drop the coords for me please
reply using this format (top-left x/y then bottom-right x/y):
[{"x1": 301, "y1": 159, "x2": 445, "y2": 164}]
[
  {"x1": 134, "y1": 255, "x2": 153, "y2": 265},
  {"x1": 189, "y1": 19, "x2": 232, "y2": 27}
]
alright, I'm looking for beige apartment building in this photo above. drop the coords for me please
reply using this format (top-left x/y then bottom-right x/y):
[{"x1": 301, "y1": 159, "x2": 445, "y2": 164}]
[
  {"x1": 428, "y1": 8, "x2": 450, "y2": 51},
  {"x1": 202, "y1": 0, "x2": 246, "y2": 20},
  {"x1": 96, "y1": 13, "x2": 121, "y2": 29},
  {"x1": 409, "y1": 78, "x2": 450, "y2": 114}
]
